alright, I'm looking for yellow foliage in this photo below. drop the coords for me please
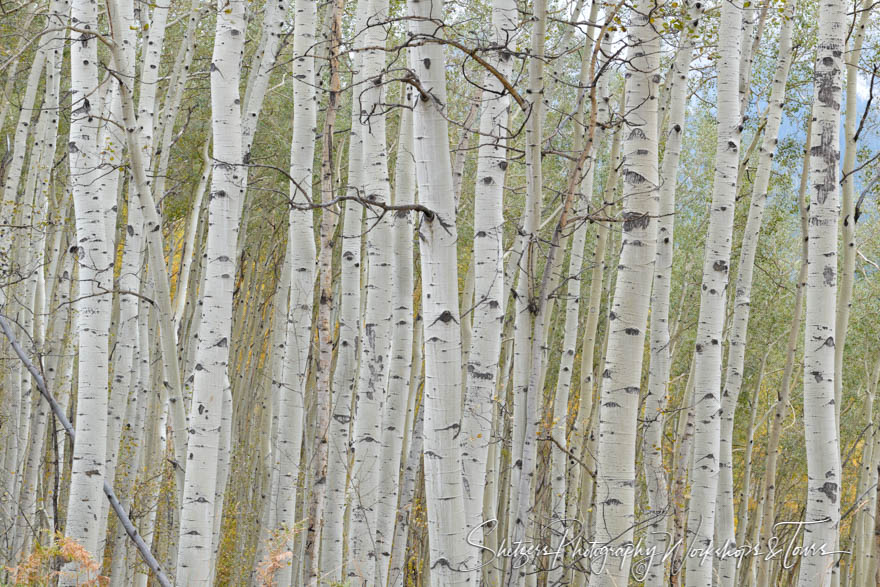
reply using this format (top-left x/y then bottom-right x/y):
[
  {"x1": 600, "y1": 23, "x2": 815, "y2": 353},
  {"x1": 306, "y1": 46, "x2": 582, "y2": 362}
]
[{"x1": 5, "y1": 532, "x2": 108, "y2": 586}]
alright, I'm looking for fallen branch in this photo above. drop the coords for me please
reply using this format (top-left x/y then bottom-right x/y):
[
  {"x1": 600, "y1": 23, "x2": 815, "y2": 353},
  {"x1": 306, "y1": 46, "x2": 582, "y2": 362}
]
[{"x1": 0, "y1": 314, "x2": 173, "y2": 587}]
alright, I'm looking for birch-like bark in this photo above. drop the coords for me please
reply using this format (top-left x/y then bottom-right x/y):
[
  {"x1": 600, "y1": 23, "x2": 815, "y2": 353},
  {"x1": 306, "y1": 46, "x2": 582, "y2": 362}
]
[
  {"x1": 797, "y1": 0, "x2": 845, "y2": 580},
  {"x1": 0, "y1": 12, "x2": 36, "y2": 135},
  {"x1": 568, "y1": 82, "x2": 623, "y2": 524},
  {"x1": 641, "y1": 6, "x2": 703, "y2": 585},
  {"x1": 389, "y1": 317, "x2": 424, "y2": 587},
  {"x1": 175, "y1": 0, "x2": 245, "y2": 581},
  {"x1": 549, "y1": 24, "x2": 604, "y2": 582},
  {"x1": 0, "y1": 38, "x2": 45, "y2": 261},
  {"x1": 321, "y1": 0, "x2": 370, "y2": 573},
  {"x1": 835, "y1": 0, "x2": 872, "y2": 426},
  {"x1": 151, "y1": 0, "x2": 204, "y2": 203},
  {"x1": 347, "y1": 0, "x2": 394, "y2": 577},
  {"x1": 109, "y1": 293, "x2": 152, "y2": 587},
  {"x1": 0, "y1": 44, "x2": 47, "y2": 492},
  {"x1": 460, "y1": 0, "x2": 516, "y2": 550},
  {"x1": 173, "y1": 142, "x2": 211, "y2": 334},
  {"x1": 272, "y1": 2, "x2": 319, "y2": 584},
  {"x1": 409, "y1": 0, "x2": 474, "y2": 579},
  {"x1": 11, "y1": 1, "x2": 66, "y2": 554},
  {"x1": 374, "y1": 96, "x2": 416, "y2": 585},
  {"x1": 303, "y1": 1, "x2": 343, "y2": 582},
  {"x1": 853, "y1": 376, "x2": 876, "y2": 587},
  {"x1": 715, "y1": 3, "x2": 794, "y2": 583},
  {"x1": 96, "y1": 0, "x2": 137, "y2": 556},
  {"x1": 507, "y1": 0, "x2": 546, "y2": 565},
  {"x1": 241, "y1": 0, "x2": 289, "y2": 160},
  {"x1": 756, "y1": 117, "x2": 812, "y2": 587},
  {"x1": 734, "y1": 342, "x2": 773, "y2": 576},
  {"x1": 60, "y1": 0, "x2": 112, "y2": 574},
  {"x1": 588, "y1": 1, "x2": 659, "y2": 582},
  {"x1": 683, "y1": 0, "x2": 742, "y2": 580},
  {"x1": 255, "y1": 239, "x2": 290, "y2": 566}
]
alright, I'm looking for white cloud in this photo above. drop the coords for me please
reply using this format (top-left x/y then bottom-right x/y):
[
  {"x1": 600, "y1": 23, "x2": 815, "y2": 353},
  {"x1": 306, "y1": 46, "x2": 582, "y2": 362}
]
[{"x1": 857, "y1": 72, "x2": 871, "y2": 101}]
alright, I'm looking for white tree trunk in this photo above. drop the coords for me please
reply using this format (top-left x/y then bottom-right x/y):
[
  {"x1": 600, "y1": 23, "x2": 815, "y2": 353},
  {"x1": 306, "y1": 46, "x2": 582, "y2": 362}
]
[
  {"x1": 797, "y1": 0, "x2": 845, "y2": 581},
  {"x1": 548, "y1": 22, "x2": 605, "y2": 586},
  {"x1": 715, "y1": 3, "x2": 794, "y2": 583},
  {"x1": 320, "y1": 0, "x2": 370, "y2": 574},
  {"x1": 151, "y1": 0, "x2": 204, "y2": 202},
  {"x1": 374, "y1": 95, "x2": 416, "y2": 585},
  {"x1": 272, "y1": 0, "x2": 319, "y2": 583},
  {"x1": 175, "y1": 0, "x2": 245, "y2": 581},
  {"x1": 60, "y1": 0, "x2": 113, "y2": 576},
  {"x1": 568, "y1": 83, "x2": 624, "y2": 526},
  {"x1": 589, "y1": 1, "x2": 660, "y2": 583},
  {"x1": 460, "y1": 0, "x2": 516, "y2": 553},
  {"x1": 835, "y1": 0, "x2": 872, "y2": 426},
  {"x1": 348, "y1": 0, "x2": 394, "y2": 578},
  {"x1": 756, "y1": 116, "x2": 812, "y2": 587},
  {"x1": 641, "y1": 5, "x2": 704, "y2": 585},
  {"x1": 409, "y1": 0, "x2": 475, "y2": 580},
  {"x1": 241, "y1": 0, "x2": 289, "y2": 160},
  {"x1": 683, "y1": 0, "x2": 742, "y2": 581},
  {"x1": 389, "y1": 317, "x2": 424, "y2": 587}
]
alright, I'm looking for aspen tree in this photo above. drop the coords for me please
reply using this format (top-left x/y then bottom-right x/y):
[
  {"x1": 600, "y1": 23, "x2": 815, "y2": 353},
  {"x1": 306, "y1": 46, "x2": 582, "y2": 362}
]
[
  {"x1": 683, "y1": 0, "x2": 743, "y2": 580},
  {"x1": 389, "y1": 316, "x2": 424, "y2": 587},
  {"x1": 756, "y1": 117, "x2": 812, "y2": 587},
  {"x1": 175, "y1": 0, "x2": 245, "y2": 581},
  {"x1": 60, "y1": 0, "x2": 113, "y2": 576},
  {"x1": 321, "y1": 0, "x2": 371, "y2": 574},
  {"x1": 797, "y1": 0, "x2": 846, "y2": 580},
  {"x1": 507, "y1": 0, "x2": 546, "y2": 555},
  {"x1": 347, "y1": 0, "x2": 394, "y2": 576},
  {"x1": 374, "y1": 96, "x2": 416, "y2": 585},
  {"x1": 547, "y1": 22, "x2": 607, "y2": 587},
  {"x1": 641, "y1": 5, "x2": 704, "y2": 584},
  {"x1": 460, "y1": 0, "x2": 517, "y2": 549},
  {"x1": 97, "y1": 0, "x2": 137, "y2": 556},
  {"x1": 272, "y1": 0, "x2": 318, "y2": 583},
  {"x1": 303, "y1": 0, "x2": 344, "y2": 582},
  {"x1": 409, "y1": 0, "x2": 474, "y2": 579},
  {"x1": 0, "y1": 30, "x2": 48, "y2": 521},
  {"x1": 568, "y1": 77, "x2": 624, "y2": 526},
  {"x1": 715, "y1": 2, "x2": 795, "y2": 583},
  {"x1": 588, "y1": 0, "x2": 660, "y2": 583},
  {"x1": 152, "y1": 0, "x2": 205, "y2": 205},
  {"x1": 835, "y1": 0, "x2": 873, "y2": 423}
]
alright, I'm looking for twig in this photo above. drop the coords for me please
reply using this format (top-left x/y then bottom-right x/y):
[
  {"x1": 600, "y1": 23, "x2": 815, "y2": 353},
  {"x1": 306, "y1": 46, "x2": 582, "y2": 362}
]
[{"x1": 0, "y1": 314, "x2": 173, "y2": 587}]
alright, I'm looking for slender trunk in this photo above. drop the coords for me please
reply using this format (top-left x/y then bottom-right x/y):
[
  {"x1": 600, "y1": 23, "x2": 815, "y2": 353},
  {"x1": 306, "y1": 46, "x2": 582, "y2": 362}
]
[
  {"x1": 175, "y1": 0, "x2": 245, "y2": 581},
  {"x1": 303, "y1": 0, "x2": 342, "y2": 582},
  {"x1": 716, "y1": 3, "x2": 794, "y2": 583},
  {"x1": 568, "y1": 85, "x2": 623, "y2": 525},
  {"x1": 409, "y1": 0, "x2": 474, "y2": 579},
  {"x1": 390, "y1": 389, "x2": 424, "y2": 587},
  {"x1": 274, "y1": 0, "x2": 319, "y2": 581},
  {"x1": 797, "y1": 0, "x2": 845, "y2": 580},
  {"x1": 835, "y1": 0, "x2": 872, "y2": 427},
  {"x1": 756, "y1": 116, "x2": 812, "y2": 587},
  {"x1": 320, "y1": 0, "x2": 370, "y2": 574},
  {"x1": 60, "y1": 0, "x2": 112, "y2": 575},
  {"x1": 507, "y1": 1, "x2": 546, "y2": 572},
  {"x1": 589, "y1": 2, "x2": 660, "y2": 583},
  {"x1": 151, "y1": 0, "x2": 204, "y2": 203},
  {"x1": 683, "y1": 0, "x2": 742, "y2": 580},
  {"x1": 460, "y1": 0, "x2": 517, "y2": 553},
  {"x1": 642, "y1": 5, "x2": 704, "y2": 585},
  {"x1": 375, "y1": 96, "x2": 416, "y2": 585},
  {"x1": 670, "y1": 353, "x2": 697, "y2": 584},
  {"x1": 347, "y1": 0, "x2": 393, "y2": 578}
]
